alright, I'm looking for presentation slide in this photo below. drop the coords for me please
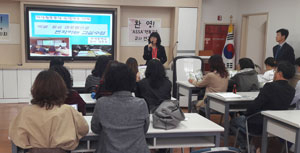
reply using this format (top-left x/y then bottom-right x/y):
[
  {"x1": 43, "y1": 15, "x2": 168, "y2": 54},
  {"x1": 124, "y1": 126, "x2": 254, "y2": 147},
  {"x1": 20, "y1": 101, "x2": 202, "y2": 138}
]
[{"x1": 28, "y1": 10, "x2": 113, "y2": 58}]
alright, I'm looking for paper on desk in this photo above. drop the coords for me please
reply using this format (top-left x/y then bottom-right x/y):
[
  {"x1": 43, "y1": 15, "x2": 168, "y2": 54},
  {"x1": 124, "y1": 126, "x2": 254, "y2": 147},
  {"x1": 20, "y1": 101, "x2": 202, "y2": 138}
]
[{"x1": 215, "y1": 93, "x2": 242, "y2": 98}]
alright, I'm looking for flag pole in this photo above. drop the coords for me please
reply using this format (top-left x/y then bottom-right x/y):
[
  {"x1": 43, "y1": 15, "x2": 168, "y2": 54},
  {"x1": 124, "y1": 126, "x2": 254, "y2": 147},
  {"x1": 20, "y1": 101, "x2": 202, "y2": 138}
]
[{"x1": 222, "y1": 15, "x2": 235, "y2": 70}]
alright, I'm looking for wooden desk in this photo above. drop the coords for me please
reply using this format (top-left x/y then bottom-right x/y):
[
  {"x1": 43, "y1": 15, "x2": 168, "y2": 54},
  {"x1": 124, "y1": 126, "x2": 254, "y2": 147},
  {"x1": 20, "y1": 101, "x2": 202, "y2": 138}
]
[
  {"x1": 206, "y1": 92, "x2": 259, "y2": 146},
  {"x1": 261, "y1": 110, "x2": 300, "y2": 153},
  {"x1": 74, "y1": 113, "x2": 224, "y2": 152}
]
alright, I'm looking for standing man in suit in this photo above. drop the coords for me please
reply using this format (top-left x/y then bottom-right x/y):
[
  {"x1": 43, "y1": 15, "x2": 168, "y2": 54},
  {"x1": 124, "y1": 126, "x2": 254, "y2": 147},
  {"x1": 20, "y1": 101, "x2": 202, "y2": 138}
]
[{"x1": 273, "y1": 28, "x2": 295, "y2": 64}]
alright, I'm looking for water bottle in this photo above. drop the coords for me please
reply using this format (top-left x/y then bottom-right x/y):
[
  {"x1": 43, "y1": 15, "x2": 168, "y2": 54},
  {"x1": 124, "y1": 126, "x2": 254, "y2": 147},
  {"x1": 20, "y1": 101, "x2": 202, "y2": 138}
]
[{"x1": 233, "y1": 84, "x2": 237, "y2": 94}]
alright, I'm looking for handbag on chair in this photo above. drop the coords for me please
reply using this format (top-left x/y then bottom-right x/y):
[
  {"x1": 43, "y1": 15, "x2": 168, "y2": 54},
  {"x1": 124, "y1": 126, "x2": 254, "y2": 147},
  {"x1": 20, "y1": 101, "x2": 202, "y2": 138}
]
[{"x1": 152, "y1": 100, "x2": 185, "y2": 130}]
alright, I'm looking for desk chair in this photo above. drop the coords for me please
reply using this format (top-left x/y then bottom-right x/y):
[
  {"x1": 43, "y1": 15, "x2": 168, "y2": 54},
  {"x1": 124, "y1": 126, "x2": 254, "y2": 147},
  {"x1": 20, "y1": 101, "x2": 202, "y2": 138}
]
[
  {"x1": 234, "y1": 112, "x2": 288, "y2": 153},
  {"x1": 234, "y1": 113, "x2": 261, "y2": 153},
  {"x1": 172, "y1": 56, "x2": 203, "y2": 97},
  {"x1": 191, "y1": 147, "x2": 240, "y2": 153}
]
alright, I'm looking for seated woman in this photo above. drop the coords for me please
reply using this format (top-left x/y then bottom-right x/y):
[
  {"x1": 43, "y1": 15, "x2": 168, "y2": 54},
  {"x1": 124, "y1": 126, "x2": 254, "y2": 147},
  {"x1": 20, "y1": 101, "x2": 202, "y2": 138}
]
[
  {"x1": 9, "y1": 70, "x2": 88, "y2": 153},
  {"x1": 50, "y1": 65, "x2": 86, "y2": 115},
  {"x1": 228, "y1": 58, "x2": 259, "y2": 92},
  {"x1": 126, "y1": 57, "x2": 141, "y2": 82},
  {"x1": 135, "y1": 59, "x2": 172, "y2": 113},
  {"x1": 85, "y1": 55, "x2": 110, "y2": 92},
  {"x1": 91, "y1": 62, "x2": 150, "y2": 153},
  {"x1": 94, "y1": 60, "x2": 118, "y2": 100},
  {"x1": 188, "y1": 55, "x2": 229, "y2": 112}
]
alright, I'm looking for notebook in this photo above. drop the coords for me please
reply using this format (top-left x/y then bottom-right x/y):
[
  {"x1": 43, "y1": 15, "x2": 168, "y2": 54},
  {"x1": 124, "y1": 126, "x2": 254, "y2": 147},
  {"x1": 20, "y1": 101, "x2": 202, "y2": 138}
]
[{"x1": 215, "y1": 93, "x2": 242, "y2": 98}]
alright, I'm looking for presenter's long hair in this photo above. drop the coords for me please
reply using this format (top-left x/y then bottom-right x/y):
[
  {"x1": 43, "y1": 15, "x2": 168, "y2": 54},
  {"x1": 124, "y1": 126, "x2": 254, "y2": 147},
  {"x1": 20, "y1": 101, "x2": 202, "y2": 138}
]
[
  {"x1": 148, "y1": 32, "x2": 162, "y2": 46},
  {"x1": 209, "y1": 55, "x2": 228, "y2": 78},
  {"x1": 145, "y1": 59, "x2": 166, "y2": 89}
]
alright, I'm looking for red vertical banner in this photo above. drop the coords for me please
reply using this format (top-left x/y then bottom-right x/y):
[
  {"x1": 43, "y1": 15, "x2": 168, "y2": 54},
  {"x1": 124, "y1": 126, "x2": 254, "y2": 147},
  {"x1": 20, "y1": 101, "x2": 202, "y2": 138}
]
[{"x1": 204, "y1": 25, "x2": 229, "y2": 55}]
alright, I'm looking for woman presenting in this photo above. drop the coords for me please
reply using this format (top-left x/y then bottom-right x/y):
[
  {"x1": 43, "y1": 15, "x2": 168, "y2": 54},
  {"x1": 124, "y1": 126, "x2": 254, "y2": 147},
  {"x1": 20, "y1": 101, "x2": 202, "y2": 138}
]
[{"x1": 143, "y1": 32, "x2": 167, "y2": 65}]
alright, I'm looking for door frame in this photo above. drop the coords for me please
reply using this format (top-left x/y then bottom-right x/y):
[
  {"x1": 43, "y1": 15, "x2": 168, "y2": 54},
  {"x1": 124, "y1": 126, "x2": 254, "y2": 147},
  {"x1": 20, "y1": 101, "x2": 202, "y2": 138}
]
[{"x1": 240, "y1": 13, "x2": 269, "y2": 68}]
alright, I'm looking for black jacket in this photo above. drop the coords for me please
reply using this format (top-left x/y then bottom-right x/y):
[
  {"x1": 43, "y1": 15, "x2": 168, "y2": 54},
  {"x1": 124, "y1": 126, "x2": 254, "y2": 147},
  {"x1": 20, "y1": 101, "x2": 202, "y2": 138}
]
[
  {"x1": 143, "y1": 45, "x2": 167, "y2": 65},
  {"x1": 135, "y1": 78, "x2": 172, "y2": 113},
  {"x1": 246, "y1": 80, "x2": 295, "y2": 134},
  {"x1": 273, "y1": 43, "x2": 295, "y2": 64}
]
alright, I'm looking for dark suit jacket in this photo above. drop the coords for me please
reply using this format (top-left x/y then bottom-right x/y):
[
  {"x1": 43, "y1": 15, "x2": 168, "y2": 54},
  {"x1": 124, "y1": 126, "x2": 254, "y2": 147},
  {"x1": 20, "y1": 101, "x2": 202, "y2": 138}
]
[
  {"x1": 273, "y1": 43, "x2": 295, "y2": 64},
  {"x1": 246, "y1": 80, "x2": 295, "y2": 134},
  {"x1": 143, "y1": 45, "x2": 167, "y2": 65}
]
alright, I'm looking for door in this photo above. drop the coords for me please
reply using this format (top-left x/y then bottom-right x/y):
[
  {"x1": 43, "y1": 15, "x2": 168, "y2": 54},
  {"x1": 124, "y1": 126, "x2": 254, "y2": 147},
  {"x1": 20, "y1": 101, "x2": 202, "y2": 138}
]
[{"x1": 240, "y1": 13, "x2": 268, "y2": 72}]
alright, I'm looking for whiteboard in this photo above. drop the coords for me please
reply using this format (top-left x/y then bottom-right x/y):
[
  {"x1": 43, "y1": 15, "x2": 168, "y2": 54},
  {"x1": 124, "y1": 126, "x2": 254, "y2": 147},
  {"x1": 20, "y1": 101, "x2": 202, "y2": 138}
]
[{"x1": 177, "y1": 8, "x2": 198, "y2": 51}]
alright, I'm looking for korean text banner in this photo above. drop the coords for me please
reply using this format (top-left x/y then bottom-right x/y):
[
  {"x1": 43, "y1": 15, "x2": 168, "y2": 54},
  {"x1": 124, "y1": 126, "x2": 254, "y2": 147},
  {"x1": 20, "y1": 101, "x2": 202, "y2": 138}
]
[{"x1": 128, "y1": 18, "x2": 161, "y2": 43}]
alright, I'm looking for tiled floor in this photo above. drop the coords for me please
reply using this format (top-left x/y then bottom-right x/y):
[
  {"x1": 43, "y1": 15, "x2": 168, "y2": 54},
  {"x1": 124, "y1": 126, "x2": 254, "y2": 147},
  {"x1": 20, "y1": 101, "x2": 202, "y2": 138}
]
[{"x1": 0, "y1": 103, "x2": 286, "y2": 153}]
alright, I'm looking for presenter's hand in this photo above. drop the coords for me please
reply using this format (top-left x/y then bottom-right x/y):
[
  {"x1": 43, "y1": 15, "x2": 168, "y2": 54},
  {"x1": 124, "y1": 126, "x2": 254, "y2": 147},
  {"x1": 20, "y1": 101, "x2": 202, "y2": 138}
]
[{"x1": 148, "y1": 43, "x2": 153, "y2": 48}]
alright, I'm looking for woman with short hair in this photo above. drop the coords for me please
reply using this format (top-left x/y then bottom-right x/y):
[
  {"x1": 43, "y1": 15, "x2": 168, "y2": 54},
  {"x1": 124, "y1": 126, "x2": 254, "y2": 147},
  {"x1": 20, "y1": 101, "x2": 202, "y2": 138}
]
[
  {"x1": 9, "y1": 70, "x2": 88, "y2": 153},
  {"x1": 91, "y1": 62, "x2": 150, "y2": 153},
  {"x1": 228, "y1": 58, "x2": 259, "y2": 92}
]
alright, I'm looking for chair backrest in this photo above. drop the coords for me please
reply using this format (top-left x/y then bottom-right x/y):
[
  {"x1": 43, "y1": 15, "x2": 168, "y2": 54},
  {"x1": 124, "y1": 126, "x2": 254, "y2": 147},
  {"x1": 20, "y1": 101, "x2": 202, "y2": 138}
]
[
  {"x1": 70, "y1": 104, "x2": 78, "y2": 110},
  {"x1": 191, "y1": 147, "x2": 240, "y2": 153},
  {"x1": 172, "y1": 56, "x2": 203, "y2": 97}
]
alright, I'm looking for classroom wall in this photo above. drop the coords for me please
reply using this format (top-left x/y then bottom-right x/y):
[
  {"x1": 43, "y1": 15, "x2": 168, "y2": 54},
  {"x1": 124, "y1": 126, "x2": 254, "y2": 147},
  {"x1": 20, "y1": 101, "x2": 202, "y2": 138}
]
[
  {"x1": 200, "y1": 0, "x2": 239, "y2": 51},
  {"x1": 236, "y1": 0, "x2": 300, "y2": 59},
  {"x1": 0, "y1": 1, "x2": 22, "y2": 66},
  {"x1": 120, "y1": 6, "x2": 171, "y2": 65},
  {"x1": 0, "y1": 0, "x2": 201, "y2": 69},
  {"x1": 1, "y1": 0, "x2": 299, "y2": 68},
  {"x1": 201, "y1": 0, "x2": 300, "y2": 64}
]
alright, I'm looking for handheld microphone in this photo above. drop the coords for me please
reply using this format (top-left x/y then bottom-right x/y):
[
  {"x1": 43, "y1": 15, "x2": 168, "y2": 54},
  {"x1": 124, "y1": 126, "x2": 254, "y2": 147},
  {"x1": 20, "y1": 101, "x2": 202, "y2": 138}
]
[{"x1": 148, "y1": 41, "x2": 153, "y2": 51}]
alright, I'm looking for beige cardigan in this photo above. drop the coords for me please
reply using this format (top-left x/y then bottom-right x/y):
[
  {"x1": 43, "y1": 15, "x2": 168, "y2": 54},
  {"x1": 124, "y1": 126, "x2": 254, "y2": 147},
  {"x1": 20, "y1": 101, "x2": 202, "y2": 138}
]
[
  {"x1": 192, "y1": 72, "x2": 228, "y2": 93},
  {"x1": 9, "y1": 104, "x2": 89, "y2": 150},
  {"x1": 192, "y1": 72, "x2": 228, "y2": 108}
]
